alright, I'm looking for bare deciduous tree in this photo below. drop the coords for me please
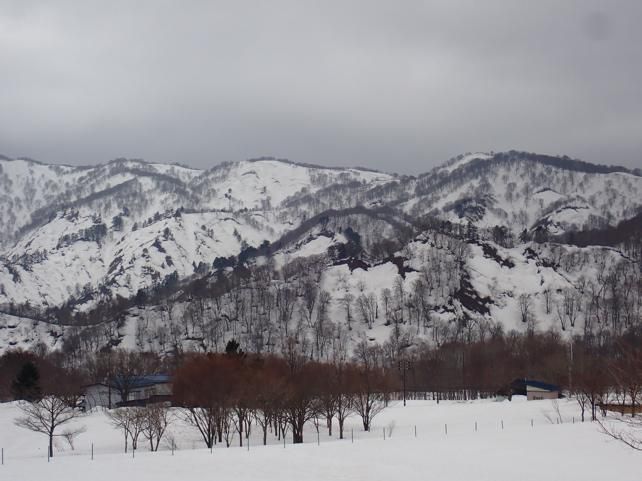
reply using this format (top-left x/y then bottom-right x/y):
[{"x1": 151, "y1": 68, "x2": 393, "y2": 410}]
[
  {"x1": 518, "y1": 293, "x2": 532, "y2": 324},
  {"x1": 351, "y1": 340, "x2": 389, "y2": 431},
  {"x1": 598, "y1": 417, "x2": 642, "y2": 451},
  {"x1": 15, "y1": 396, "x2": 85, "y2": 458},
  {"x1": 106, "y1": 407, "x2": 145, "y2": 452},
  {"x1": 357, "y1": 292, "x2": 378, "y2": 329},
  {"x1": 141, "y1": 404, "x2": 172, "y2": 451}
]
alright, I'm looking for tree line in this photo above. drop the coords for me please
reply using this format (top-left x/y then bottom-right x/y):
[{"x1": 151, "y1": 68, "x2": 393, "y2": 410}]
[{"x1": 4, "y1": 324, "x2": 642, "y2": 455}]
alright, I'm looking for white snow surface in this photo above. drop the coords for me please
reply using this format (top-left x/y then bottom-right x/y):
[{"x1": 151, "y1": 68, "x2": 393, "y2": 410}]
[
  {"x1": 437, "y1": 152, "x2": 492, "y2": 173},
  {"x1": 0, "y1": 398, "x2": 638, "y2": 480}
]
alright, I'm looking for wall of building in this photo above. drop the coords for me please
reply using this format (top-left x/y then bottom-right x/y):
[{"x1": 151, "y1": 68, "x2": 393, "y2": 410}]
[
  {"x1": 83, "y1": 383, "x2": 172, "y2": 409},
  {"x1": 526, "y1": 390, "x2": 558, "y2": 401}
]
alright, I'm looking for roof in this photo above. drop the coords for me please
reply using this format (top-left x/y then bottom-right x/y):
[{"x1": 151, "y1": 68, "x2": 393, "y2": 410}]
[
  {"x1": 84, "y1": 374, "x2": 171, "y2": 390},
  {"x1": 524, "y1": 379, "x2": 560, "y2": 392},
  {"x1": 112, "y1": 374, "x2": 171, "y2": 389},
  {"x1": 511, "y1": 378, "x2": 560, "y2": 392}
]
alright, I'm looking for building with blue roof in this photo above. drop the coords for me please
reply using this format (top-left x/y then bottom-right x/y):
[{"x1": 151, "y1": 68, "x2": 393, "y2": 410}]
[
  {"x1": 510, "y1": 378, "x2": 561, "y2": 400},
  {"x1": 83, "y1": 374, "x2": 172, "y2": 410}
]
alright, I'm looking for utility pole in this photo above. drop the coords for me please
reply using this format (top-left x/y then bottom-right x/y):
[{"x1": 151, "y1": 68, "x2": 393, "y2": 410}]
[
  {"x1": 398, "y1": 359, "x2": 412, "y2": 406},
  {"x1": 108, "y1": 353, "x2": 112, "y2": 409},
  {"x1": 568, "y1": 333, "x2": 574, "y2": 394}
]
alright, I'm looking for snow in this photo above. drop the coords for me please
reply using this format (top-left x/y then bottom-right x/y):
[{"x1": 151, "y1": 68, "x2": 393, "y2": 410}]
[
  {"x1": 0, "y1": 155, "x2": 396, "y2": 310},
  {"x1": 0, "y1": 398, "x2": 638, "y2": 480},
  {"x1": 0, "y1": 313, "x2": 62, "y2": 354},
  {"x1": 439, "y1": 152, "x2": 492, "y2": 173},
  {"x1": 1, "y1": 152, "x2": 641, "y2": 351},
  {"x1": 273, "y1": 234, "x2": 342, "y2": 267},
  {"x1": 405, "y1": 158, "x2": 642, "y2": 232},
  {"x1": 533, "y1": 187, "x2": 564, "y2": 205}
]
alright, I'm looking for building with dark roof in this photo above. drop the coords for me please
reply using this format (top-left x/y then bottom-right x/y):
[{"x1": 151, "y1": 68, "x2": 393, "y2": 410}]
[
  {"x1": 83, "y1": 374, "x2": 172, "y2": 410},
  {"x1": 510, "y1": 379, "x2": 561, "y2": 400}
]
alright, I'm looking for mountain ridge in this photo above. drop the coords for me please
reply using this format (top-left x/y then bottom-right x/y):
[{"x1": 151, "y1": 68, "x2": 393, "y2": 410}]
[{"x1": 0, "y1": 150, "x2": 640, "y2": 357}]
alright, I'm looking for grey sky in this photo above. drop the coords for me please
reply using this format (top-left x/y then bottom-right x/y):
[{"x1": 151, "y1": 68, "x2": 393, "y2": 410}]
[{"x1": 1, "y1": 1, "x2": 641, "y2": 174}]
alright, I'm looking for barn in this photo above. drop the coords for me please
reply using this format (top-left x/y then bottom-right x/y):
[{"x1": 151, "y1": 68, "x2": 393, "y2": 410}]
[
  {"x1": 510, "y1": 379, "x2": 561, "y2": 401},
  {"x1": 83, "y1": 374, "x2": 172, "y2": 410}
]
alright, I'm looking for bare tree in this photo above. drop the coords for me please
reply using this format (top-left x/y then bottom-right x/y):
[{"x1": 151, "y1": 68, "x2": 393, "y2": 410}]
[
  {"x1": 518, "y1": 293, "x2": 532, "y2": 324},
  {"x1": 180, "y1": 406, "x2": 218, "y2": 449},
  {"x1": 141, "y1": 404, "x2": 172, "y2": 451},
  {"x1": 301, "y1": 279, "x2": 318, "y2": 328},
  {"x1": 106, "y1": 408, "x2": 133, "y2": 453},
  {"x1": 543, "y1": 288, "x2": 552, "y2": 314},
  {"x1": 334, "y1": 362, "x2": 354, "y2": 439},
  {"x1": 357, "y1": 292, "x2": 378, "y2": 329},
  {"x1": 15, "y1": 396, "x2": 85, "y2": 458},
  {"x1": 339, "y1": 293, "x2": 354, "y2": 331},
  {"x1": 313, "y1": 290, "x2": 333, "y2": 359},
  {"x1": 556, "y1": 289, "x2": 580, "y2": 331},
  {"x1": 598, "y1": 417, "x2": 642, "y2": 451},
  {"x1": 106, "y1": 407, "x2": 145, "y2": 452},
  {"x1": 380, "y1": 288, "x2": 392, "y2": 322},
  {"x1": 109, "y1": 350, "x2": 160, "y2": 404},
  {"x1": 173, "y1": 354, "x2": 236, "y2": 448},
  {"x1": 283, "y1": 361, "x2": 321, "y2": 443},
  {"x1": 351, "y1": 340, "x2": 389, "y2": 431}
]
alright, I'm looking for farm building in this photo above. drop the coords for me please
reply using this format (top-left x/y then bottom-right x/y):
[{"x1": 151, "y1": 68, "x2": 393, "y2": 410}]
[
  {"x1": 510, "y1": 379, "x2": 561, "y2": 401},
  {"x1": 83, "y1": 374, "x2": 171, "y2": 410}
]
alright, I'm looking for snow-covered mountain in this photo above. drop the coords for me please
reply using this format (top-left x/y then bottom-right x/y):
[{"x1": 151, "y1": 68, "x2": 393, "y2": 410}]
[
  {"x1": 0, "y1": 157, "x2": 391, "y2": 307},
  {"x1": 0, "y1": 151, "x2": 640, "y2": 355}
]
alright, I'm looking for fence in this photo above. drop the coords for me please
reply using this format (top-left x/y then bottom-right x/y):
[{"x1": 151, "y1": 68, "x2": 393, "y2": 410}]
[{"x1": 0, "y1": 399, "x2": 584, "y2": 466}]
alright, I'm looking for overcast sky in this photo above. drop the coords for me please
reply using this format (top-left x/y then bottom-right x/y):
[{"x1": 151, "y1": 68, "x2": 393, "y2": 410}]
[{"x1": 1, "y1": 1, "x2": 641, "y2": 174}]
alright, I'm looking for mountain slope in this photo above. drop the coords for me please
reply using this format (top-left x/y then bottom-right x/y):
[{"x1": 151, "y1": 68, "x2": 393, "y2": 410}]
[{"x1": 0, "y1": 151, "x2": 640, "y2": 355}]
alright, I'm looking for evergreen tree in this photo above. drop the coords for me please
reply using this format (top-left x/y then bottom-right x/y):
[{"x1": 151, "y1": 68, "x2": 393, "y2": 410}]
[
  {"x1": 12, "y1": 361, "x2": 41, "y2": 401},
  {"x1": 225, "y1": 338, "x2": 244, "y2": 357}
]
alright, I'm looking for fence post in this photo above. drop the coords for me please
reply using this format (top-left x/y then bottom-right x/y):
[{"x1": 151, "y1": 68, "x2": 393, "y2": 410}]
[
  {"x1": 351, "y1": 429, "x2": 354, "y2": 444},
  {"x1": 414, "y1": 425, "x2": 417, "y2": 437},
  {"x1": 383, "y1": 428, "x2": 386, "y2": 440},
  {"x1": 475, "y1": 421, "x2": 477, "y2": 432},
  {"x1": 445, "y1": 423, "x2": 448, "y2": 435},
  {"x1": 91, "y1": 443, "x2": 94, "y2": 461},
  {"x1": 531, "y1": 419, "x2": 533, "y2": 428},
  {"x1": 501, "y1": 420, "x2": 504, "y2": 430}
]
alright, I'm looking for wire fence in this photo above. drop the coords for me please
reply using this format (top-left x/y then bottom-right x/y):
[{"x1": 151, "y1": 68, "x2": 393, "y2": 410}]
[{"x1": 0, "y1": 401, "x2": 585, "y2": 466}]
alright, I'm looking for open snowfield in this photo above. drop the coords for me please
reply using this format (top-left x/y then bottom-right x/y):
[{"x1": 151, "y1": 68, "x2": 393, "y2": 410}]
[{"x1": 0, "y1": 397, "x2": 639, "y2": 481}]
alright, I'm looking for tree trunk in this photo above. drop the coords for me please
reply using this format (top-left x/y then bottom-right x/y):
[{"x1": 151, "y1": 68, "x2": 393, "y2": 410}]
[
  {"x1": 291, "y1": 421, "x2": 304, "y2": 444},
  {"x1": 362, "y1": 409, "x2": 371, "y2": 432}
]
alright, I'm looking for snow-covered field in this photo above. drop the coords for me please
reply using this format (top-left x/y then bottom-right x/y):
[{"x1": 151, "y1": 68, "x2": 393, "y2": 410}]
[{"x1": 0, "y1": 398, "x2": 638, "y2": 480}]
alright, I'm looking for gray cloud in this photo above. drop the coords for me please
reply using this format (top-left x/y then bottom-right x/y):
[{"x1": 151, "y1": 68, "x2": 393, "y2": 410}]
[{"x1": 1, "y1": 0, "x2": 641, "y2": 173}]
